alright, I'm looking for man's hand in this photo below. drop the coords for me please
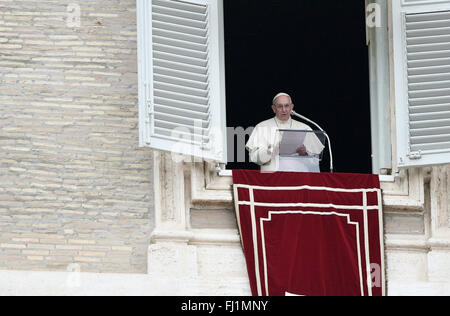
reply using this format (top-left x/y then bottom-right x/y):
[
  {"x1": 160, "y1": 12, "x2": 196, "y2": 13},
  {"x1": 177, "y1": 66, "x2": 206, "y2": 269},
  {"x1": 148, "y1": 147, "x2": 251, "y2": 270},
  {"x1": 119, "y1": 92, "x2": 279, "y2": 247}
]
[
  {"x1": 267, "y1": 143, "x2": 279, "y2": 155},
  {"x1": 296, "y1": 145, "x2": 307, "y2": 156}
]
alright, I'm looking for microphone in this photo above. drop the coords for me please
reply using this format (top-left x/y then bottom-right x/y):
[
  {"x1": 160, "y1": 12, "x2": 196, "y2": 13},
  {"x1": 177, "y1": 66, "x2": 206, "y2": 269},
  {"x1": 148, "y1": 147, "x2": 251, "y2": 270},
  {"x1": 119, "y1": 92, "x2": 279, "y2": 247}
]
[{"x1": 291, "y1": 110, "x2": 334, "y2": 173}]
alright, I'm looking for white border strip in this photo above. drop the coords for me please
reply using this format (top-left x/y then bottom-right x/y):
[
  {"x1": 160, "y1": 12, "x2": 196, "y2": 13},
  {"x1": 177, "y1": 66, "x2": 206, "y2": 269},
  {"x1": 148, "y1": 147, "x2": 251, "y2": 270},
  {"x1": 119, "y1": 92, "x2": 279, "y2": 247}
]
[
  {"x1": 235, "y1": 184, "x2": 380, "y2": 193},
  {"x1": 260, "y1": 211, "x2": 364, "y2": 297},
  {"x1": 378, "y1": 189, "x2": 386, "y2": 296},
  {"x1": 238, "y1": 201, "x2": 380, "y2": 210},
  {"x1": 362, "y1": 190, "x2": 372, "y2": 296},
  {"x1": 221, "y1": 170, "x2": 394, "y2": 183},
  {"x1": 233, "y1": 185, "x2": 244, "y2": 250},
  {"x1": 249, "y1": 189, "x2": 262, "y2": 296}
]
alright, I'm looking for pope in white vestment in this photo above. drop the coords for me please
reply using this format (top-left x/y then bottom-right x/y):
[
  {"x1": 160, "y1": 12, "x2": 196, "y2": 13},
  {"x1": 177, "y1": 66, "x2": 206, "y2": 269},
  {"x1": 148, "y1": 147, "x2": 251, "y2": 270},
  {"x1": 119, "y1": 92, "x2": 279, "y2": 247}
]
[{"x1": 246, "y1": 93, "x2": 325, "y2": 172}]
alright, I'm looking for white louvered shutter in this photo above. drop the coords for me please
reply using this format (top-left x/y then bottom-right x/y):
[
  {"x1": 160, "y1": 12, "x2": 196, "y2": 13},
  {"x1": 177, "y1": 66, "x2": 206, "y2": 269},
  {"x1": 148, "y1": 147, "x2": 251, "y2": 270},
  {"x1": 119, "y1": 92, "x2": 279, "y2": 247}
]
[
  {"x1": 137, "y1": 0, "x2": 227, "y2": 163},
  {"x1": 392, "y1": 1, "x2": 450, "y2": 167}
]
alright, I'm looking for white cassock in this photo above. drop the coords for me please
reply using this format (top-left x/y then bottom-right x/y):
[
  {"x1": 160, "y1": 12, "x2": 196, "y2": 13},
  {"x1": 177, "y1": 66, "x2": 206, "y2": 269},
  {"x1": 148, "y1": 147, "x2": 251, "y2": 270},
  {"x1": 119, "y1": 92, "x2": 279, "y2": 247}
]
[{"x1": 246, "y1": 117, "x2": 325, "y2": 172}]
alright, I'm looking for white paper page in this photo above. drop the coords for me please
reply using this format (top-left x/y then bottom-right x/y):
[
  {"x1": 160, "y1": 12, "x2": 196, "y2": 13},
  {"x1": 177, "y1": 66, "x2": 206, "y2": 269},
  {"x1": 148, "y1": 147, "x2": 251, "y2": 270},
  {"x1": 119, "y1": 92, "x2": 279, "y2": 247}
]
[{"x1": 278, "y1": 129, "x2": 307, "y2": 156}]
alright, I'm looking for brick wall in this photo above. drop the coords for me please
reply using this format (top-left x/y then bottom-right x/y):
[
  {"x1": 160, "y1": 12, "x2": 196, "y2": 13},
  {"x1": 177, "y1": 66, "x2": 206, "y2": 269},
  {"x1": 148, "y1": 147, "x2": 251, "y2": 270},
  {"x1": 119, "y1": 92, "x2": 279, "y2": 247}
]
[{"x1": 0, "y1": 0, "x2": 153, "y2": 273}]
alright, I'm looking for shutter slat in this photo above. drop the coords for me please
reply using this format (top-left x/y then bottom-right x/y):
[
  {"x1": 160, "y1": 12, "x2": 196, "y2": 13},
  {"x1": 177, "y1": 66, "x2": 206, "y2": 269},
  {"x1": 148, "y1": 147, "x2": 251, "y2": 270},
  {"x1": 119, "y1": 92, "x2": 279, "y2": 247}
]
[
  {"x1": 153, "y1": 51, "x2": 207, "y2": 68},
  {"x1": 154, "y1": 43, "x2": 207, "y2": 60},
  {"x1": 153, "y1": 35, "x2": 208, "y2": 52},
  {"x1": 409, "y1": 87, "x2": 450, "y2": 98},
  {"x1": 407, "y1": 34, "x2": 450, "y2": 45},
  {"x1": 154, "y1": 89, "x2": 209, "y2": 105},
  {"x1": 409, "y1": 103, "x2": 450, "y2": 114},
  {"x1": 154, "y1": 81, "x2": 208, "y2": 98},
  {"x1": 406, "y1": 21, "x2": 450, "y2": 30},
  {"x1": 406, "y1": 11, "x2": 450, "y2": 23},
  {"x1": 154, "y1": 104, "x2": 210, "y2": 121},
  {"x1": 155, "y1": 119, "x2": 209, "y2": 137},
  {"x1": 409, "y1": 95, "x2": 450, "y2": 106},
  {"x1": 410, "y1": 110, "x2": 450, "y2": 121},
  {"x1": 154, "y1": 73, "x2": 208, "y2": 90},
  {"x1": 411, "y1": 141, "x2": 450, "y2": 152},
  {"x1": 410, "y1": 118, "x2": 450, "y2": 129},
  {"x1": 408, "y1": 64, "x2": 450, "y2": 75},
  {"x1": 155, "y1": 112, "x2": 210, "y2": 129},
  {"x1": 408, "y1": 72, "x2": 450, "y2": 83},
  {"x1": 153, "y1": 20, "x2": 206, "y2": 37},
  {"x1": 409, "y1": 79, "x2": 450, "y2": 91},
  {"x1": 410, "y1": 133, "x2": 450, "y2": 144},
  {"x1": 154, "y1": 66, "x2": 208, "y2": 83},
  {"x1": 153, "y1": 0, "x2": 207, "y2": 14},
  {"x1": 154, "y1": 127, "x2": 208, "y2": 144},
  {"x1": 155, "y1": 96, "x2": 209, "y2": 113},
  {"x1": 405, "y1": 11, "x2": 450, "y2": 29},
  {"x1": 408, "y1": 56, "x2": 450, "y2": 68},
  {"x1": 153, "y1": 50, "x2": 208, "y2": 69},
  {"x1": 153, "y1": 28, "x2": 207, "y2": 45},
  {"x1": 153, "y1": 4, "x2": 207, "y2": 22},
  {"x1": 153, "y1": 12, "x2": 207, "y2": 30},
  {"x1": 407, "y1": 42, "x2": 450, "y2": 53},
  {"x1": 407, "y1": 26, "x2": 450, "y2": 38},
  {"x1": 408, "y1": 49, "x2": 450, "y2": 61},
  {"x1": 154, "y1": 58, "x2": 207, "y2": 75}
]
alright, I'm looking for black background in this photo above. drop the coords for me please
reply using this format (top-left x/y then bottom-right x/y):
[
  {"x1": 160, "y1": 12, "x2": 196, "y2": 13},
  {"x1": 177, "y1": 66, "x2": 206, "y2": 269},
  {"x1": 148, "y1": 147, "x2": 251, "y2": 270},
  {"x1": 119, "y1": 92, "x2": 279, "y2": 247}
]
[{"x1": 223, "y1": 0, "x2": 372, "y2": 174}]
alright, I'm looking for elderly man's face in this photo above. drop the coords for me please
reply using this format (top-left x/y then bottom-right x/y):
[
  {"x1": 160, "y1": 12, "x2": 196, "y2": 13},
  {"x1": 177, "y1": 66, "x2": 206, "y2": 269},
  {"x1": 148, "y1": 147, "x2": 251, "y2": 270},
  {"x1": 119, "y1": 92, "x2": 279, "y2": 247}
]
[{"x1": 272, "y1": 95, "x2": 294, "y2": 121}]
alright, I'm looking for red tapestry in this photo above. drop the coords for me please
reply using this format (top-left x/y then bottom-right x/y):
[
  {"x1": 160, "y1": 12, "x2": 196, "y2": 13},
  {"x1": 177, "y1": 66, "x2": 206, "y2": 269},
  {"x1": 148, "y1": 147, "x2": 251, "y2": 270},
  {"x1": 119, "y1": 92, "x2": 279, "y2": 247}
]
[{"x1": 232, "y1": 170, "x2": 385, "y2": 296}]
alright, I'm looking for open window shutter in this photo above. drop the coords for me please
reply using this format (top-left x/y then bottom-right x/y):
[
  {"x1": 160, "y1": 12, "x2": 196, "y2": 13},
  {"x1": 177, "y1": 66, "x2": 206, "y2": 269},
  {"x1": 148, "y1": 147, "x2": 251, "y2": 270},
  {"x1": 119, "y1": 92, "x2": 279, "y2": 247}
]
[
  {"x1": 137, "y1": 0, "x2": 227, "y2": 163},
  {"x1": 392, "y1": 1, "x2": 450, "y2": 167}
]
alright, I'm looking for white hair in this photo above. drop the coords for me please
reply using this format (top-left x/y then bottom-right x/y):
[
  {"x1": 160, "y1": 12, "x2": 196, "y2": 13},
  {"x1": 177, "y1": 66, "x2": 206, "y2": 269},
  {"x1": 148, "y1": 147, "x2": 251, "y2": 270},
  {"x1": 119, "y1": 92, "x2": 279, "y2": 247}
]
[{"x1": 272, "y1": 92, "x2": 292, "y2": 105}]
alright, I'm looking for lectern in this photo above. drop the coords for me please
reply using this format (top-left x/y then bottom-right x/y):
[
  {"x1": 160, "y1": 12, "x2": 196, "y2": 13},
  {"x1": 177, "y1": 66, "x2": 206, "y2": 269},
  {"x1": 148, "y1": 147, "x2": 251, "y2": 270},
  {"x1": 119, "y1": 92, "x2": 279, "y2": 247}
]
[{"x1": 275, "y1": 129, "x2": 326, "y2": 173}]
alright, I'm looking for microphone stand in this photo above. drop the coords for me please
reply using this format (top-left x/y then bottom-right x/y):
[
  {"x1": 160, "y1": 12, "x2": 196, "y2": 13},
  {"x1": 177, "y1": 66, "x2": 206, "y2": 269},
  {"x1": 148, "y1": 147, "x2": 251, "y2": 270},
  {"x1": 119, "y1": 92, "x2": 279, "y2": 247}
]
[{"x1": 291, "y1": 110, "x2": 334, "y2": 173}]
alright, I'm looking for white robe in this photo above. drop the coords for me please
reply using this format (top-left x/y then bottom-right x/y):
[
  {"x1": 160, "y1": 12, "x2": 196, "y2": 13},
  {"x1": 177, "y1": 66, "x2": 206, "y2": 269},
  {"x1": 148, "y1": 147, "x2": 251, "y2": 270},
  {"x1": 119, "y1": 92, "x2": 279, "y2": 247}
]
[{"x1": 246, "y1": 117, "x2": 325, "y2": 172}]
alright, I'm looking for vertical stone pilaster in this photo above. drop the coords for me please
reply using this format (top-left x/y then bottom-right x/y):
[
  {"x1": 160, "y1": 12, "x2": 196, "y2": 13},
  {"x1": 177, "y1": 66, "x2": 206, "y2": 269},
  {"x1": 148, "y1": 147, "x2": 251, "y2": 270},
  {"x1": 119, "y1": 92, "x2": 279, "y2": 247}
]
[
  {"x1": 148, "y1": 151, "x2": 197, "y2": 278},
  {"x1": 430, "y1": 165, "x2": 450, "y2": 237}
]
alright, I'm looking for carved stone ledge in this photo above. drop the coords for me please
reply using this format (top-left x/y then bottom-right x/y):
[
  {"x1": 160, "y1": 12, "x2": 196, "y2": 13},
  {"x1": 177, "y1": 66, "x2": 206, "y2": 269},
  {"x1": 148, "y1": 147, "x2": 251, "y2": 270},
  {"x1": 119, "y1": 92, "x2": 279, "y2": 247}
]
[
  {"x1": 385, "y1": 234, "x2": 429, "y2": 252},
  {"x1": 381, "y1": 168, "x2": 425, "y2": 212},
  {"x1": 190, "y1": 162, "x2": 233, "y2": 206}
]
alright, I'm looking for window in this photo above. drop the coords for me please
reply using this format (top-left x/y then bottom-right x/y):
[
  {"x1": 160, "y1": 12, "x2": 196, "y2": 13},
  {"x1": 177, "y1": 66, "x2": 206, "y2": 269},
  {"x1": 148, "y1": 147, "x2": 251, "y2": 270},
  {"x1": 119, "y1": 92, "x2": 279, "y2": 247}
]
[
  {"x1": 138, "y1": 0, "x2": 372, "y2": 174},
  {"x1": 392, "y1": 0, "x2": 450, "y2": 168},
  {"x1": 224, "y1": 1, "x2": 372, "y2": 173},
  {"x1": 137, "y1": 0, "x2": 227, "y2": 163}
]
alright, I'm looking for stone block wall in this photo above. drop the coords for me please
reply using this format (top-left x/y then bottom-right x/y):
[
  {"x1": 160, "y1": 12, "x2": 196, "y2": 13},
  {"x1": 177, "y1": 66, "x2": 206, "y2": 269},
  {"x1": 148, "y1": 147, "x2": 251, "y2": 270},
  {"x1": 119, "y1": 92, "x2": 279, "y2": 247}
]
[{"x1": 0, "y1": 0, "x2": 153, "y2": 273}]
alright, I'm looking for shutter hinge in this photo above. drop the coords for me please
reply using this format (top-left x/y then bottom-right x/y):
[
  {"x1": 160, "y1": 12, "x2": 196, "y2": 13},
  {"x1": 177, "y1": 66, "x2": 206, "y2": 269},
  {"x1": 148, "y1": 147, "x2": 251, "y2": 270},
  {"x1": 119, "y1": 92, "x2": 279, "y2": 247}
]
[
  {"x1": 146, "y1": 100, "x2": 153, "y2": 115},
  {"x1": 408, "y1": 151, "x2": 422, "y2": 160},
  {"x1": 146, "y1": 100, "x2": 154, "y2": 123},
  {"x1": 200, "y1": 142, "x2": 211, "y2": 151}
]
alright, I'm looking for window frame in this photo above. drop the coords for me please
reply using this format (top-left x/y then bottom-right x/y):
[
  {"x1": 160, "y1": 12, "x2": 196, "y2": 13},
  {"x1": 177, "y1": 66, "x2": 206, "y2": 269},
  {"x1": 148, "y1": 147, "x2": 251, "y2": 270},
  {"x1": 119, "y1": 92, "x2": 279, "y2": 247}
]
[{"x1": 367, "y1": 0, "x2": 393, "y2": 174}]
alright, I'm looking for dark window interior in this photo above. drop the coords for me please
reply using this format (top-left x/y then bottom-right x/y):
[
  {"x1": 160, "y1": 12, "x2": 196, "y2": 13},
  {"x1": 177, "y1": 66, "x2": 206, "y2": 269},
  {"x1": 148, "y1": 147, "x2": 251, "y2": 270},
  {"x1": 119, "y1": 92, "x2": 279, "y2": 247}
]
[{"x1": 223, "y1": 0, "x2": 372, "y2": 174}]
